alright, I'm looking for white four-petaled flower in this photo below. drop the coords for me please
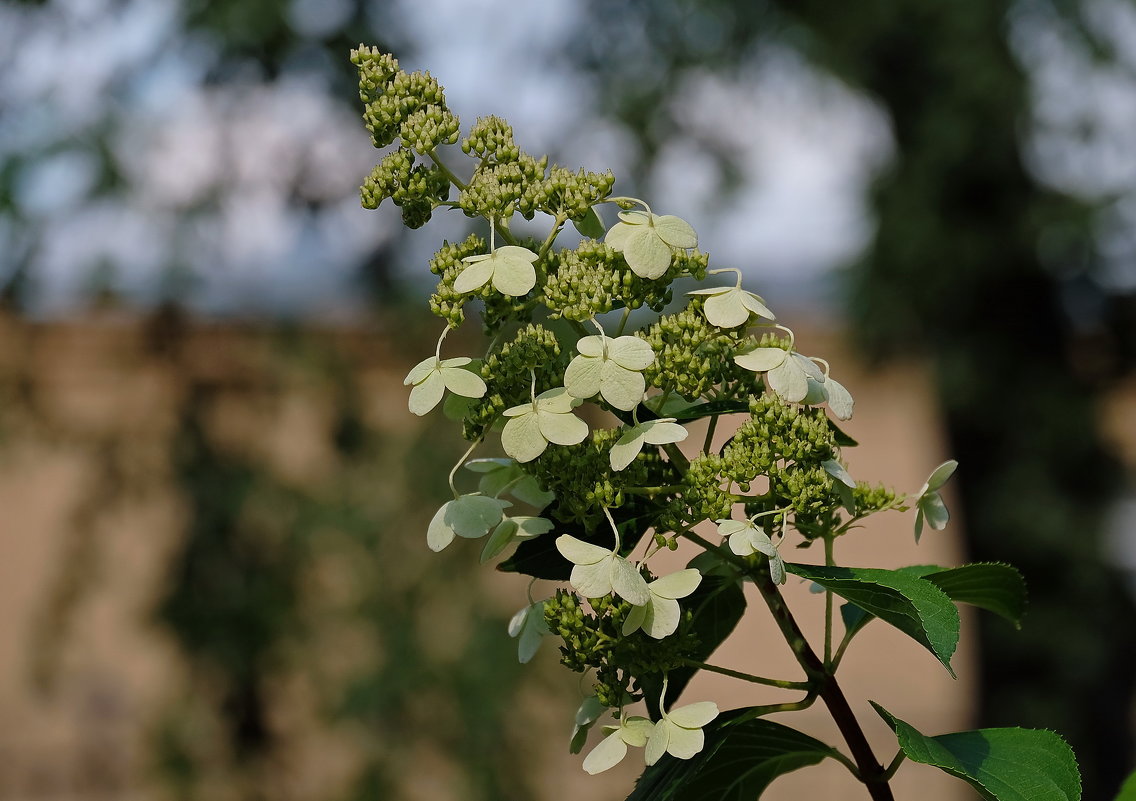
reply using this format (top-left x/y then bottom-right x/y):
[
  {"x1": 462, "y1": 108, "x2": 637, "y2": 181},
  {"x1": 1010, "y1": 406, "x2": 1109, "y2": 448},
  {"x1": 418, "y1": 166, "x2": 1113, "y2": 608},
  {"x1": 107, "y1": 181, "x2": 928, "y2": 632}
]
[
  {"x1": 715, "y1": 518, "x2": 786, "y2": 585},
  {"x1": 622, "y1": 568, "x2": 702, "y2": 639},
  {"x1": 733, "y1": 347, "x2": 823, "y2": 404},
  {"x1": 604, "y1": 210, "x2": 697, "y2": 279},
  {"x1": 427, "y1": 494, "x2": 511, "y2": 552},
  {"x1": 564, "y1": 334, "x2": 655, "y2": 411},
  {"x1": 455, "y1": 245, "x2": 539, "y2": 296},
  {"x1": 404, "y1": 355, "x2": 487, "y2": 416},
  {"x1": 555, "y1": 534, "x2": 650, "y2": 606},
  {"x1": 583, "y1": 715, "x2": 655, "y2": 774},
  {"x1": 688, "y1": 284, "x2": 775, "y2": 328},
  {"x1": 501, "y1": 387, "x2": 589, "y2": 463},
  {"x1": 645, "y1": 697, "x2": 719, "y2": 765},
  {"x1": 609, "y1": 418, "x2": 689, "y2": 471},
  {"x1": 914, "y1": 459, "x2": 958, "y2": 541},
  {"x1": 508, "y1": 600, "x2": 550, "y2": 664}
]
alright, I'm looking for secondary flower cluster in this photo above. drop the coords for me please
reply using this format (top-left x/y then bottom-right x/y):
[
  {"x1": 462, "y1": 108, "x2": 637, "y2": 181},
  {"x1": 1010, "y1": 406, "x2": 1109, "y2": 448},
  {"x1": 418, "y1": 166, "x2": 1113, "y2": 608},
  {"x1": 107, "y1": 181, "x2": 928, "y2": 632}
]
[{"x1": 355, "y1": 46, "x2": 947, "y2": 776}]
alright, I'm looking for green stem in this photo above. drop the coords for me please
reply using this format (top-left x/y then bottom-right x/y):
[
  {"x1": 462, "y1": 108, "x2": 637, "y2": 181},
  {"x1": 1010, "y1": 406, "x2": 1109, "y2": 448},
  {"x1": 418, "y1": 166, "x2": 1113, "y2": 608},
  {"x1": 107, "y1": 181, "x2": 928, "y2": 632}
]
[
  {"x1": 680, "y1": 659, "x2": 811, "y2": 690},
  {"x1": 427, "y1": 149, "x2": 468, "y2": 192},
  {"x1": 824, "y1": 533, "x2": 836, "y2": 666},
  {"x1": 731, "y1": 692, "x2": 818, "y2": 723},
  {"x1": 662, "y1": 442, "x2": 690, "y2": 473},
  {"x1": 623, "y1": 485, "x2": 684, "y2": 497},
  {"x1": 537, "y1": 214, "x2": 566, "y2": 261},
  {"x1": 882, "y1": 750, "x2": 906, "y2": 781},
  {"x1": 750, "y1": 569, "x2": 895, "y2": 801}
]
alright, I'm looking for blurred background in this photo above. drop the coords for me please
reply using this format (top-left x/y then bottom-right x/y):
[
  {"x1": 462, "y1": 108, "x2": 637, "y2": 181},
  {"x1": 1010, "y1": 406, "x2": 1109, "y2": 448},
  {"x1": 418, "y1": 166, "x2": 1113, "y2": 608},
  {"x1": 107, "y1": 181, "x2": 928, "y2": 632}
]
[{"x1": 1, "y1": 0, "x2": 1135, "y2": 799}]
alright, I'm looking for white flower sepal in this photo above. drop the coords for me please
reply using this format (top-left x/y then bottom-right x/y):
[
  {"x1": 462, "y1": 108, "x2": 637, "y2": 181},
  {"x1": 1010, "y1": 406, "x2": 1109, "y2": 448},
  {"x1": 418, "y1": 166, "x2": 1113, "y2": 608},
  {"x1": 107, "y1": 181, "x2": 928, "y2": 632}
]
[
  {"x1": 687, "y1": 284, "x2": 775, "y2": 328},
  {"x1": 404, "y1": 355, "x2": 487, "y2": 416},
  {"x1": 604, "y1": 210, "x2": 697, "y2": 279},
  {"x1": 715, "y1": 518, "x2": 786, "y2": 585},
  {"x1": 454, "y1": 245, "x2": 538, "y2": 296},
  {"x1": 733, "y1": 347, "x2": 823, "y2": 404},
  {"x1": 501, "y1": 387, "x2": 589, "y2": 463},
  {"x1": 570, "y1": 695, "x2": 607, "y2": 754},
  {"x1": 622, "y1": 569, "x2": 702, "y2": 639},
  {"x1": 645, "y1": 695, "x2": 719, "y2": 765},
  {"x1": 583, "y1": 715, "x2": 655, "y2": 774},
  {"x1": 507, "y1": 600, "x2": 549, "y2": 664},
  {"x1": 427, "y1": 494, "x2": 511, "y2": 552},
  {"x1": 480, "y1": 515, "x2": 553, "y2": 563},
  {"x1": 555, "y1": 534, "x2": 650, "y2": 606},
  {"x1": 564, "y1": 334, "x2": 655, "y2": 411},
  {"x1": 914, "y1": 460, "x2": 958, "y2": 542},
  {"x1": 609, "y1": 418, "x2": 688, "y2": 471},
  {"x1": 463, "y1": 457, "x2": 554, "y2": 508}
]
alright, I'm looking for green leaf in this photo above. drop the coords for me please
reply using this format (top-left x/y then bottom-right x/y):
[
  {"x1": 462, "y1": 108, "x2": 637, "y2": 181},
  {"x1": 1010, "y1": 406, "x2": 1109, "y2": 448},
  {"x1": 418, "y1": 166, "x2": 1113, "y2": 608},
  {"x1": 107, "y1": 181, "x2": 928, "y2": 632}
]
[
  {"x1": 787, "y1": 563, "x2": 959, "y2": 676},
  {"x1": 919, "y1": 563, "x2": 1027, "y2": 628},
  {"x1": 642, "y1": 570, "x2": 745, "y2": 718},
  {"x1": 573, "y1": 206, "x2": 606, "y2": 239},
  {"x1": 839, "y1": 563, "x2": 1027, "y2": 649},
  {"x1": 1111, "y1": 770, "x2": 1136, "y2": 801},
  {"x1": 662, "y1": 398, "x2": 750, "y2": 422},
  {"x1": 873, "y1": 703, "x2": 1081, "y2": 801},
  {"x1": 626, "y1": 712, "x2": 837, "y2": 801}
]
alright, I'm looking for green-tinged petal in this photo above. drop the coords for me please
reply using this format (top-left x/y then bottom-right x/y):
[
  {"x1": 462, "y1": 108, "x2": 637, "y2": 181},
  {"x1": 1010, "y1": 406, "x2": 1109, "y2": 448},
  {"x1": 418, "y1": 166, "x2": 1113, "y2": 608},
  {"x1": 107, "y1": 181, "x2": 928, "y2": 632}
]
[
  {"x1": 617, "y1": 210, "x2": 651, "y2": 225},
  {"x1": 404, "y1": 356, "x2": 438, "y2": 385},
  {"x1": 513, "y1": 478, "x2": 554, "y2": 509},
  {"x1": 603, "y1": 221, "x2": 636, "y2": 252},
  {"x1": 610, "y1": 428, "x2": 646, "y2": 471},
  {"x1": 507, "y1": 603, "x2": 528, "y2": 638},
  {"x1": 622, "y1": 717, "x2": 654, "y2": 748},
  {"x1": 734, "y1": 347, "x2": 788, "y2": 373},
  {"x1": 571, "y1": 695, "x2": 606, "y2": 754},
  {"x1": 668, "y1": 701, "x2": 719, "y2": 730},
  {"x1": 767, "y1": 356, "x2": 809, "y2": 402},
  {"x1": 502, "y1": 401, "x2": 533, "y2": 417},
  {"x1": 622, "y1": 228, "x2": 673, "y2": 279},
  {"x1": 653, "y1": 214, "x2": 697, "y2": 249},
  {"x1": 447, "y1": 494, "x2": 509, "y2": 538},
  {"x1": 703, "y1": 290, "x2": 751, "y2": 328},
  {"x1": 611, "y1": 557, "x2": 651, "y2": 606},
  {"x1": 491, "y1": 256, "x2": 536, "y2": 296},
  {"x1": 408, "y1": 371, "x2": 446, "y2": 415},
  {"x1": 583, "y1": 730, "x2": 630, "y2": 775},
  {"x1": 608, "y1": 336, "x2": 655, "y2": 370},
  {"x1": 768, "y1": 553, "x2": 786, "y2": 585},
  {"x1": 427, "y1": 502, "x2": 456, "y2": 552},
  {"x1": 915, "y1": 507, "x2": 926, "y2": 542},
  {"x1": 510, "y1": 601, "x2": 548, "y2": 664},
  {"x1": 641, "y1": 419, "x2": 688, "y2": 445},
  {"x1": 441, "y1": 365, "x2": 487, "y2": 398},
  {"x1": 825, "y1": 376, "x2": 854, "y2": 420},
  {"x1": 645, "y1": 720, "x2": 671, "y2": 766},
  {"x1": 538, "y1": 408, "x2": 589, "y2": 446},
  {"x1": 565, "y1": 354, "x2": 604, "y2": 399},
  {"x1": 801, "y1": 377, "x2": 828, "y2": 405},
  {"x1": 599, "y1": 362, "x2": 646, "y2": 410},
  {"x1": 823, "y1": 459, "x2": 857, "y2": 488},
  {"x1": 643, "y1": 595, "x2": 682, "y2": 639},
  {"x1": 576, "y1": 335, "x2": 605, "y2": 357},
  {"x1": 480, "y1": 518, "x2": 518, "y2": 562},
  {"x1": 464, "y1": 457, "x2": 511, "y2": 474},
  {"x1": 650, "y1": 568, "x2": 702, "y2": 600},
  {"x1": 729, "y1": 530, "x2": 757, "y2": 556},
  {"x1": 496, "y1": 245, "x2": 538, "y2": 261},
  {"x1": 571, "y1": 558, "x2": 615, "y2": 598},
  {"x1": 665, "y1": 725, "x2": 706, "y2": 760},
  {"x1": 794, "y1": 353, "x2": 825, "y2": 381},
  {"x1": 535, "y1": 386, "x2": 580, "y2": 413},
  {"x1": 502, "y1": 412, "x2": 547, "y2": 463},
  {"x1": 715, "y1": 519, "x2": 750, "y2": 539},
  {"x1": 453, "y1": 256, "x2": 494, "y2": 293},
  {"x1": 622, "y1": 602, "x2": 648, "y2": 636},
  {"x1": 922, "y1": 460, "x2": 959, "y2": 493},
  {"x1": 438, "y1": 356, "x2": 472, "y2": 368},
  {"x1": 556, "y1": 534, "x2": 612, "y2": 565},
  {"x1": 740, "y1": 291, "x2": 776, "y2": 320},
  {"x1": 920, "y1": 492, "x2": 950, "y2": 530},
  {"x1": 513, "y1": 516, "x2": 554, "y2": 539},
  {"x1": 686, "y1": 286, "x2": 730, "y2": 296}
]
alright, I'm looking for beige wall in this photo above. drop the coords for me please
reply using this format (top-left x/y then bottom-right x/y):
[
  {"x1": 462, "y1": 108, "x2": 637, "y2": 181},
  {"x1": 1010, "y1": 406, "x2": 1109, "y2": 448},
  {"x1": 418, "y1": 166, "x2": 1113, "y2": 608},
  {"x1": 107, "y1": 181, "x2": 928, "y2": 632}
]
[{"x1": 0, "y1": 314, "x2": 977, "y2": 800}]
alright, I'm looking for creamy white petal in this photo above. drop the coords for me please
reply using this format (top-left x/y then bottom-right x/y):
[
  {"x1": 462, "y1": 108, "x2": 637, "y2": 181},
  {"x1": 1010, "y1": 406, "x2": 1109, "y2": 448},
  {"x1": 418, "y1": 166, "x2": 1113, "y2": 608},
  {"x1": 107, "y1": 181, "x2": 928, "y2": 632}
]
[
  {"x1": 652, "y1": 214, "x2": 697, "y2": 249},
  {"x1": 565, "y1": 354, "x2": 604, "y2": 399},
  {"x1": 427, "y1": 502, "x2": 456, "y2": 552},
  {"x1": 649, "y1": 569, "x2": 702, "y2": 600},
  {"x1": 667, "y1": 701, "x2": 719, "y2": 729},
  {"x1": 609, "y1": 556, "x2": 651, "y2": 606},
  {"x1": 555, "y1": 535, "x2": 613, "y2": 565},
  {"x1": 641, "y1": 420, "x2": 688, "y2": 445},
  {"x1": 622, "y1": 228, "x2": 672, "y2": 279},
  {"x1": 453, "y1": 257, "x2": 494, "y2": 293},
  {"x1": 703, "y1": 291, "x2": 751, "y2": 328},
  {"x1": 501, "y1": 412, "x2": 547, "y2": 463},
  {"x1": 766, "y1": 357, "x2": 809, "y2": 402},
  {"x1": 621, "y1": 602, "x2": 648, "y2": 636},
  {"x1": 644, "y1": 719, "x2": 670, "y2": 766},
  {"x1": 643, "y1": 595, "x2": 681, "y2": 639},
  {"x1": 408, "y1": 371, "x2": 446, "y2": 415},
  {"x1": 537, "y1": 409, "x2": 589, "y2": 446},
  {"x1": 607, "y1": 336, "x2": 655, "y2": 371},
  {"x1": 404, "y1": 356, "x2": 439, "y2": 385},
  {"x1": 583, "y1": 729, "x2": 629, "y2": 775},
  {"x1": 571, "y1": 558, "x2": 615, "y2": 598},
  {"x1": 733, "y1": 347, "x2": 788, "y2": 373},
  {"x1": 599, "y1": 363, "x2": 646, "y2": 411},
  {"x1": 441, "y1": 366, "x2": 487, "y2": 399}
]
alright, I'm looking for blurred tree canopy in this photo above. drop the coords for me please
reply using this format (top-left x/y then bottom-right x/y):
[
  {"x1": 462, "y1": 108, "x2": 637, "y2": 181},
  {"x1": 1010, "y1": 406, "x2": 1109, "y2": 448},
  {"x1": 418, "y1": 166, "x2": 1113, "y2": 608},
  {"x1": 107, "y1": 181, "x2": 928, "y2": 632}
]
[{"x1": 570, "y1": 1, "x2": 1135, "y2": 798}]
